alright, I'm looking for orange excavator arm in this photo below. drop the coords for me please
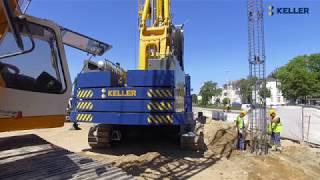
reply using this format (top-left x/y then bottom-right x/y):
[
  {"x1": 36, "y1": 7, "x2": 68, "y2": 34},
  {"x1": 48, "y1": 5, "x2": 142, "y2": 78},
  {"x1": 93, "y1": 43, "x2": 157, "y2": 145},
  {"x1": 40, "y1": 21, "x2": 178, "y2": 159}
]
[
  {"x1": 0, "y1": 0, "x2": 23, "y2": 87},
  {"x1": 0, "y1": 0, "x2": 19, "y2": 41}
]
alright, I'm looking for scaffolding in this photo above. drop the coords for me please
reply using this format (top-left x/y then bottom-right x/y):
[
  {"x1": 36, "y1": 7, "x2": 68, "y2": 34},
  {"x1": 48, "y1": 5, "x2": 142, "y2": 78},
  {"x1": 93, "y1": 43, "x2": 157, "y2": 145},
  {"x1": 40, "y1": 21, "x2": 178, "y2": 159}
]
[{"x1": 247, "y1": 0, "x2": 268, "y2": 154}]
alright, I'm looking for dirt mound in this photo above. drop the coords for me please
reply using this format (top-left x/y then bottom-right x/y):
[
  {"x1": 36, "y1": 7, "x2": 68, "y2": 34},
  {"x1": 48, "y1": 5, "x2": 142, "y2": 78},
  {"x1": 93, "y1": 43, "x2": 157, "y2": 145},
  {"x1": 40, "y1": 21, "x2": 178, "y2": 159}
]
[{"x1": 195, "y1": 119, "x2": 238, "y2": 158}]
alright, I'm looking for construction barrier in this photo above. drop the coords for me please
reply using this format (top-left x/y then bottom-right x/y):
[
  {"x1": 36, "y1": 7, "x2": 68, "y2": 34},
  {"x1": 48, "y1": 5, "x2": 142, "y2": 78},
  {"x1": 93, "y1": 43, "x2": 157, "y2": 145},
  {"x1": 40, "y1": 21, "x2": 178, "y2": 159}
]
[
  {"x1": 193, "y1": 106, "x2": 320, "y2": 145},
  {"x1": 274, "y1": 106, "x2": 303, "y2": 142},
  {"x1": 275, "y1": 106, "x2": 320, "y2": 145},
  {"x1": 193, "y1": 107, "x2": 242, "y2": 122}
]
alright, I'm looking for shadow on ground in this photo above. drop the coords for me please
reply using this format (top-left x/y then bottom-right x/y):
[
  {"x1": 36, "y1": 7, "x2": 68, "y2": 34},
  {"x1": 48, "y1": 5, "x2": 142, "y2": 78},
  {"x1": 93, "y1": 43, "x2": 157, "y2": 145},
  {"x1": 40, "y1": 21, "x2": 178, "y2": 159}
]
[{"x1": 83, "y1": 135, "x2": 219, "y2": 179}]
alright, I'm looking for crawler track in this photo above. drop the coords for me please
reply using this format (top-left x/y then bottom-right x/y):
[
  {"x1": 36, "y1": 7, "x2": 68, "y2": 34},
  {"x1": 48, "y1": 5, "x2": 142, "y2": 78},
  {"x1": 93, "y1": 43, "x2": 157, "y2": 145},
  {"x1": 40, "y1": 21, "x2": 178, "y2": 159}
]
[{"x1": 0, "y1": 134, "x2": 134, "y2": 180}]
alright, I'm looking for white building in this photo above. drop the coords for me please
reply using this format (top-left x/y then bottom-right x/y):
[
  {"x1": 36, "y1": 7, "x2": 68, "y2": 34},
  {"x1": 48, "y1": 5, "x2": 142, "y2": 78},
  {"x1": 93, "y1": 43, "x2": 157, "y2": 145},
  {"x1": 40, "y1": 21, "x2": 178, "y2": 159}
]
[
  {"x1": 215, "y1": 78, "x2": 286, "y2": 106},
  {"x1": 211, "y1": 81, "x2": 241, "y2": 105},
  {"x1": 266, "y1": 78, "x2": 286, "y2": 106},
  {"x1": 199, "y1": 79, "x2": 286, "y2": 106}
]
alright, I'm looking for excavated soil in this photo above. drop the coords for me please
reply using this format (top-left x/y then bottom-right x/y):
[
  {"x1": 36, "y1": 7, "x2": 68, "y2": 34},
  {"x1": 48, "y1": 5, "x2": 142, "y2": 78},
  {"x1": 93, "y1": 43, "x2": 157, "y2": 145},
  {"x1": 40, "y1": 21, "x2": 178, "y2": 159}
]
[
  {"x1": 201, "y1": 119, "x2": 238, "y2": 157},
  {"x1": 1, "y1": 121, "x2": 320, "y2": 179}
]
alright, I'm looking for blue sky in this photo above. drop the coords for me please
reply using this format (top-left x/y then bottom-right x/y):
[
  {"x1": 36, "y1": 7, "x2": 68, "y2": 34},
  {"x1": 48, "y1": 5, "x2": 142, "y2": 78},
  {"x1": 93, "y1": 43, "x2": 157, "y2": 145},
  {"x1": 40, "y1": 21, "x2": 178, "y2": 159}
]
[{"x1": 28, "y1": 0, "x2": 320, "y2": 93}]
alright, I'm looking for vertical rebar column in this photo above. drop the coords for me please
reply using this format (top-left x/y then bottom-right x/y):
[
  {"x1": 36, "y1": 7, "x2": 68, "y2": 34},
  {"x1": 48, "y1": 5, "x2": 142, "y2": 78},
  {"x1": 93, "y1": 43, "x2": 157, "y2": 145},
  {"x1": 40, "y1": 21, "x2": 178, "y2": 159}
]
[{"x1": 247, "y1": 0, "x2": 268, "y2": 155}]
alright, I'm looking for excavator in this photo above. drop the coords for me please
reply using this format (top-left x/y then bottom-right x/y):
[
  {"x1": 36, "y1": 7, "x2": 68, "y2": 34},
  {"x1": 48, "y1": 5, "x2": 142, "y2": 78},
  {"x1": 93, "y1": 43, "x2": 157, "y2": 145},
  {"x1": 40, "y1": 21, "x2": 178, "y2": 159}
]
[
  {"x1": 69, "y1": 0, "x2": 194, "y2": 148},
  {"x1": 0, "y1": 0, "x2": 111, "y2": 132},
  {"x1": 0, "y1": 0, "x2": 192, "y2": 178},
  {"x1": 0, "y1": 1, "x2": 136, "y2": 179}
]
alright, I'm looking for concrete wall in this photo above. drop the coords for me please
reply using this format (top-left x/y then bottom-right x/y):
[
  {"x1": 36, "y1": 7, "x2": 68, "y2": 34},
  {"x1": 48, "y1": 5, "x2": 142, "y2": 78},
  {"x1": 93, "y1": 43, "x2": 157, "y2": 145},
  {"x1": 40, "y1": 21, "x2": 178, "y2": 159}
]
[{"x1": 193, "y1": 107, "x2": 245, "y2": 123}]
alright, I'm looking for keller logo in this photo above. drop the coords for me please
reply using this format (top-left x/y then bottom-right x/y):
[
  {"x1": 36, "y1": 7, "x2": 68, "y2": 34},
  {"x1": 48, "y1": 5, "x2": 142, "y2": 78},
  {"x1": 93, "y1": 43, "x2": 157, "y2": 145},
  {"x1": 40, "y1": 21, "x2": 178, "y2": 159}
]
[
  {"x1": 268, "y1": 5, "x2": 310, "y2": 16},
  {"x1": 107, "y1": 90, "x2": 137, "y2": 97}
]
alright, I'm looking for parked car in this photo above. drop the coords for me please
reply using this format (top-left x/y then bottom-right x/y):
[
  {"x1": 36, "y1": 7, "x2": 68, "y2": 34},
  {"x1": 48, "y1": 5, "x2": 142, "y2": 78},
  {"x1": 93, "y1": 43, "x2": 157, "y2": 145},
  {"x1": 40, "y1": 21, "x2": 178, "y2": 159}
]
[
  {"x1": 241, "y1": 104, "x2": 252, "y2": 112},
  {"x1": 231, "y1": 102, "x2": 241, "y2": 108}
]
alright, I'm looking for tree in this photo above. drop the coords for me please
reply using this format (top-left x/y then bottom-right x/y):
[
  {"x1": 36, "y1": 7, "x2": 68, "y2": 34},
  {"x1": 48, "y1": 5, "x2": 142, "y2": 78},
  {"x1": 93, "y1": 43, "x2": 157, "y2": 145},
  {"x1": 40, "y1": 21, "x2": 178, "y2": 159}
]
[
  {"x1": 267, "y1": 68, "x2": 279, "y2": 79},
  {"x1": 191, "y1": 94, "x2": 198, "y2": 104},
  {"x1": 239, "y1": 77, "x2": 257, "y2": 104},
  {"x1": 239, "y1": 78, "x2": 250, "y2": 104},
  {"x1": 276, "y1": 54, "x2": 320, "y2": 102},
  {"x1": 215, "y1": 98, "x2": 221, "y2": 105},
  {"x1": 199, "y1": 81, "x2": 222, "y2": 106},
  {"x1": 222, "y1": 97, "x2": 230, "y2": 106},
  {"x1": 308, "y1": 54, "x2": 320, "y2": 97},
  {"x1": 258, "y1": 85, "x2": 271, "y2": 104}
]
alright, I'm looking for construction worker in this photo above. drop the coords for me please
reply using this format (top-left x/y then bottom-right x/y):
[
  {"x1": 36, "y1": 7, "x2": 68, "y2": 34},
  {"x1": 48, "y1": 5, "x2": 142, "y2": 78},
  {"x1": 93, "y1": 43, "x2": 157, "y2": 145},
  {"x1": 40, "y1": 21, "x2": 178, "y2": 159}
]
[
  {"x1": 268, "y1": 109, "x2": 283, "y2": 151},
  {"x1": 235, "y1": 110, "x2": 247, "y2": 150},
  {"x1": 67, "y1": 98, "x2": 81, "y2": 130}
]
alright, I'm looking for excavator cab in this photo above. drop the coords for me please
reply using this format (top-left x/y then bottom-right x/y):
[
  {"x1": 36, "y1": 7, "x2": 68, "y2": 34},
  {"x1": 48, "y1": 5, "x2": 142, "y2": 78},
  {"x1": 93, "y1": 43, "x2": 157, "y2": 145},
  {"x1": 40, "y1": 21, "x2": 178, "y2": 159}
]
[
  {"x1": 0, "y1": 0, "x2": 111, "y2": 132},
  {"x1": 0, "y1": 0, "x2": 110, "y2": 132},
  {"x1": 0, "y1": 0, "x2": 72, "y2": 131}
]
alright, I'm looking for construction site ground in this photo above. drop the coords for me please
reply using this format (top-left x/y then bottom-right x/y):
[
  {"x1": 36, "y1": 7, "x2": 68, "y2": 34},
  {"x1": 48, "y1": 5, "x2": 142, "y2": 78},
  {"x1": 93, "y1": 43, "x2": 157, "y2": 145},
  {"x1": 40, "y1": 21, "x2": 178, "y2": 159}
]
[{"x1": 1, "y1": 120, "x2": 320, "y2": 180}]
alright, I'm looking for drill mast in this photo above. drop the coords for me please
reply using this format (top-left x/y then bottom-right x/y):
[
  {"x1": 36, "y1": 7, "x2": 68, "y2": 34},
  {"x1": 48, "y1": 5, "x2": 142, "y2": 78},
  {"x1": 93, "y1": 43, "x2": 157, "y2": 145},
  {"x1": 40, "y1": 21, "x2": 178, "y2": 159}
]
[
  {"x1": 138, "y1": 0, "x2": 183, "y2": 70},
  {"x1": 247, "y1": 0, "x2": 268, "y2": 154}
]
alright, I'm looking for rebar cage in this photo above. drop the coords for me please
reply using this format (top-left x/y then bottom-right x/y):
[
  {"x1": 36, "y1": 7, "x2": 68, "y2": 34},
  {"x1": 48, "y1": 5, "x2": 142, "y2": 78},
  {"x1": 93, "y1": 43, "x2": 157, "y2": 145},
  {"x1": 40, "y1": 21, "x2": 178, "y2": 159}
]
[{"x1": 247, "y1": 0, "x2": 269, "y2": 155}]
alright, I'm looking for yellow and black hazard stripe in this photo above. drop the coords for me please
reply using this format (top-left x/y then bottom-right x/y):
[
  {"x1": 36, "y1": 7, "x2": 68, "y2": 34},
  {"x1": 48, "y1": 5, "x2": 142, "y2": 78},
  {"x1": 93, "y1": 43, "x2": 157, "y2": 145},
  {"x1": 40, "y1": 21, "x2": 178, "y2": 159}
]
[
  {"x1": 147, "y1": 102, "x2": 173, "y2": 111},
  {"x1": 76, "y1": 102, "x2": 93, "y2": 110},
  {"x1": 147, "y1": 89, "x2": 173, "y2": 98},
  {"x1": 77, "y1": 90, "x2": 94, "y2": 98},
  {"x1": 76, "y1": 113, "x2": 93, "y2": 122},
  {"x1": 147, "y1": 115, "x2": 174, "y2": 125}
]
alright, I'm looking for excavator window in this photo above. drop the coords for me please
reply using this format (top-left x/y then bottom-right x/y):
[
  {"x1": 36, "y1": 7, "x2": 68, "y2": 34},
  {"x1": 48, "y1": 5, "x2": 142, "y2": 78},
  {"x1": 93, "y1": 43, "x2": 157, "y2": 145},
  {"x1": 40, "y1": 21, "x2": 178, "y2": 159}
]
[{"x1": 0, "y1": 22, "x2": 66, "y2": 93}]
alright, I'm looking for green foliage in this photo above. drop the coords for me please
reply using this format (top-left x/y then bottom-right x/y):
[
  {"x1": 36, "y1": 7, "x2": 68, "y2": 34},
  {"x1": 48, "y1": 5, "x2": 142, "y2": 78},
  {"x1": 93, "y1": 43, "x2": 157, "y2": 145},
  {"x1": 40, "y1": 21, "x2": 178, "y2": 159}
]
[
  {"x1": 222, "y1": 97, "x2": 230, "y2": 106},
  {"x1": 267, "y1": 68, "x2": 279, "y2": 79},
  {"x1": 239, "y1": 78, "x2": 256, "y2": 104},
  {"x1": 276, "y1": 54, "x2": 320, "y2": 102},
  {"x1": 199, "y1": 81, "x2": 222, "y2": 106},
  {"x1": 258, "y1": 86, "x2": 271, "y2": 99},
  {"x1": 239, "y1": 77, "x2": 271, "y2": 104},
  {"x1": 239, "y1": 78, "x2": 250, "y2": 103},
  {"x1": 258, "y1": 85, "x2": 271, "y2": 104},
  {"x1": 215, "y1": 98, "x2": 221, "y2": 105},
  {"x1": 191, "y1": 94, "x2": 198, "y2": 104},
  {"x1": 308, "y1": 54, "x2": 320, "y2": 97}
]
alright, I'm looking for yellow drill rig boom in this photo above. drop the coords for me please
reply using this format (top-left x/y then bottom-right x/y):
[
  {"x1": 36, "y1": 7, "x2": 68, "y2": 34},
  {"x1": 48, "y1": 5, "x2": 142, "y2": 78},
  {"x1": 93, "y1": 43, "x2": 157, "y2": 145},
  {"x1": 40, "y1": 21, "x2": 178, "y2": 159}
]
[{"x1": 138, "y1": 0, "x2": 183, "y2": 70}]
